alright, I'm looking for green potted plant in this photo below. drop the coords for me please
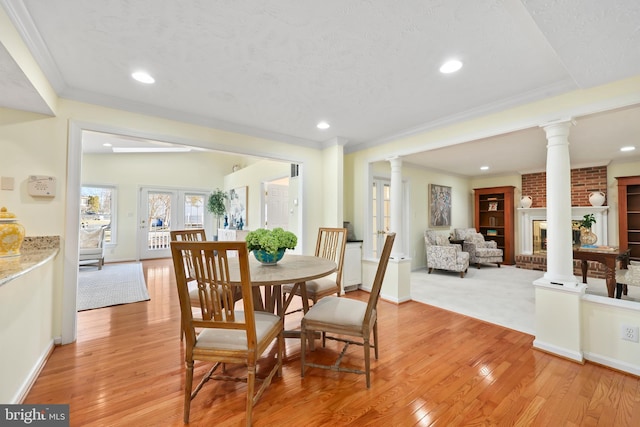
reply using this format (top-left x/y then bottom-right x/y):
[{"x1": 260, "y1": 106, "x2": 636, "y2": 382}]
[
  {"x1": 245, "y1": 228, "x2": 297, "y2": 264},
  {"x1": 207, "y1": 189, "x2": 228, "y2": 238},
  {"x1": 579, "y1": 213, "x2": 598, "y2": 246},
  {"x1": 580, "y1": 213, "x2": 596, "y2": 230}
]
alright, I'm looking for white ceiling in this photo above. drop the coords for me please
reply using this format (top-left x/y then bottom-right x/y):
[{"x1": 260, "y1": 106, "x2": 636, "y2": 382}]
[{"x1": 2, "y1": 0, "x2": 640, "y2": 176}]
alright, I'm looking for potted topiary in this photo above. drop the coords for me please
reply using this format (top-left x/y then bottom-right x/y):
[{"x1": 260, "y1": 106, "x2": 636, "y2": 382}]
[
  {"x1": 245, "y1": 228, "x2": 297, "y2": 265},
  {"x1": 579, "y1": 213, "x2": 597, "y2": 246},
  {"x1": 207, "y1": 189, "x2": 228, "y2": 239},
  {"x1": 580, "y1": 213, "x2": 596, "y2": 230}
]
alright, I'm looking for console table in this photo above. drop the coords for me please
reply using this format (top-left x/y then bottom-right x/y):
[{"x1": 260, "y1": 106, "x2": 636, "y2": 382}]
[{"x1": 573, "y1": 247, "x2": 630, "y2": 298}]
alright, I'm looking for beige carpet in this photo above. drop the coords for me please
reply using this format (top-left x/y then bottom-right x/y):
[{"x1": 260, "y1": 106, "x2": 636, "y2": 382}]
[{"x1": 410, "y1": 265, "x2": 637, "y2": 335}]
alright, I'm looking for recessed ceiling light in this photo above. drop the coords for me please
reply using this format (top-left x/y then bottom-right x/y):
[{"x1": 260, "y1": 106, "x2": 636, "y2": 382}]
[
  {"x1": 480, "y1": 166, "x2": 489, "y2": 171},
  {"x1": 317, "y1": 121, "x2": 330, "y2": 130},
  {"x1": 132, "y1": 71, "x2": 155, "y2": 84},
  {"x1": 102, "y1": 143, "x2": 112, "y2": 147},
  {"x1": 439, "y1": 59, "x2": 463, "y2": 74},
  {"x1": 620, "y1": 146, "x2": 636, "y2": 152}
]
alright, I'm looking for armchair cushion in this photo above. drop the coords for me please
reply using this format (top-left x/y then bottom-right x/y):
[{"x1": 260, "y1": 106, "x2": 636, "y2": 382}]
[
  {"x1": 79, "y1": 227, "x2": 103, "y2": 248},
  {"x1": 453, "y1": 228, "x2": 478, "y2": 242},
  {"x1": 79, "y1": 227, "x2": 106, "y2": 269}
]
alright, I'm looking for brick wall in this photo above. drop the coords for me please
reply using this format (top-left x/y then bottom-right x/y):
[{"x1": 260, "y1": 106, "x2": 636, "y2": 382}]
[
  {"x1": 515, "y1": 254, "x2": 606, "y2": 279},
  {"x1": 521, "y1": 165, "x2": 608, "y2": 208}
]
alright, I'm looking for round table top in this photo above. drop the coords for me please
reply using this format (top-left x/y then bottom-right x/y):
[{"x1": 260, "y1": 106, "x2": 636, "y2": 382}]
[{"x1": 229, "y1": 254, "x2": 336, "y2": 286}]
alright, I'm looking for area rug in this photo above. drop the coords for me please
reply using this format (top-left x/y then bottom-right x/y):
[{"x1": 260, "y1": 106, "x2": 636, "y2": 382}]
[{"x1": 77, "y1": 263, "x2": 150, "y2": 311}]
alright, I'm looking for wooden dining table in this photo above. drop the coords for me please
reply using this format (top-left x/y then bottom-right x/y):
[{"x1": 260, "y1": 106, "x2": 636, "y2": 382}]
[{"x1": 228, "y1": 254, "x2": 337, "y2": 321}]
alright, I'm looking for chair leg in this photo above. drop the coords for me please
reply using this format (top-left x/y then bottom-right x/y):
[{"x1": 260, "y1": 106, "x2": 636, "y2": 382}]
[
  {"x1": 300, "y1": 322, "x2": 307, "y2": 378},
  {"x1": 373, "y1": 321, "x2": 379, "y2": 360},
  {"x1": 246, "y1": 365, "x2": 255, "y2": 427},
  {"x1": 364, "y1": 337, "x2": 371, "y2": 389},
  {"x1": 184, "y1": 360, "x2": 194, "y2": 423},
  {"x1": 460, "y1": 271, "x2": 465, "y2": 278},
  {"x1": 428, "y1": 267, "x2": 433, "y2": 274}
]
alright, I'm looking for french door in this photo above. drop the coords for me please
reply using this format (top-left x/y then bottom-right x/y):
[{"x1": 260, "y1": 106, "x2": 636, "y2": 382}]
[
  {"x1": 372, "y1": 178, "x2": 391, "y2": 258},
  {"x1": 139, "y1": 187, "x2": 210, "y2": 259}
]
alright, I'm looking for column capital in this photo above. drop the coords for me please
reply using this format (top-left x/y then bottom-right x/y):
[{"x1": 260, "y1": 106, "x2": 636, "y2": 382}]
[
  {"x1": 386, "y1": 156, "x2": 402, "y2": 167},
  {"x1": 541, "y1": 119, "x2": 574, "y2": 138}
]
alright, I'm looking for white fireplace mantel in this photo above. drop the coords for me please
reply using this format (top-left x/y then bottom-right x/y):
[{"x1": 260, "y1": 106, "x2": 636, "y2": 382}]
[{"x1": 518, "y1": 206, "x2": 609, "y2": 255}]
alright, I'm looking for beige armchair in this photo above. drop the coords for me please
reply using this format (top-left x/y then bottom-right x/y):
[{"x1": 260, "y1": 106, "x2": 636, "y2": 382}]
[
  {"x1": 615, "y1": 262, "x2": 640, "y2": 299},
  {"x1": 454, "y1": 228, "x2": 503, "y2": 269},
  {"x1": 79, "y1": 226, "x2": 106, "y2": 269},
  {"x1": 424, "y1": 230, "x2": 469, "y2": 278}
]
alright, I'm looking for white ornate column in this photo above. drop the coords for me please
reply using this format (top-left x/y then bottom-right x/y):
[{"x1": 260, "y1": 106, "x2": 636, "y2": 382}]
[
  {"x1": 542, "y1": 120, "x2": 578, "y2": 286},
  {"x1": 388, "y1": 156, "x2": 404, "y2": 258}
]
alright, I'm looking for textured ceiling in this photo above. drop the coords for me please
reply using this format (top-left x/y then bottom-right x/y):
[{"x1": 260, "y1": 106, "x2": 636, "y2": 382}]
[{"x1": 2, "y1": 0, "x2": 640, "y2": 176}]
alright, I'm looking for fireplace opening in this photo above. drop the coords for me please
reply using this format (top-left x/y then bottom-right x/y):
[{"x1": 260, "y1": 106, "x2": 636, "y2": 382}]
[{"x1": 532, "y1": 220, "x2": 582, "y2": 254}]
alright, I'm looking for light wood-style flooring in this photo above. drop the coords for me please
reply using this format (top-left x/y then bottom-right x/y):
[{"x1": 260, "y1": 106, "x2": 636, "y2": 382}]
[{"x1": 25, "y1": 259, "x2": 640, "y2": 426}]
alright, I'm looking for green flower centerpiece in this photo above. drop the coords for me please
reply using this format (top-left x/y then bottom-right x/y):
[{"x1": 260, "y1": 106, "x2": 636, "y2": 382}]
[{"x1": 245, "y1": 228, "x2": 297, "y2": 265}]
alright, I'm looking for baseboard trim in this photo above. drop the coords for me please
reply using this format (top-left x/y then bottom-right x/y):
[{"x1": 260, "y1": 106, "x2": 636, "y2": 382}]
[
  {"x1": 533, "y1": 338, "x2": 584, "y2": 363},
  {"x1": 583, "y1": 351, "x2": 640, "y2": 377},
  {"x1": 14, "y1": 339, "x2": 55, "y2": 404}
]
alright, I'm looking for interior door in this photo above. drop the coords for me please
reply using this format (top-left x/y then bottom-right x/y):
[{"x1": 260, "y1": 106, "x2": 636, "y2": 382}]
[{"x1": 265, "y1": 181, "x2": 289, "y2": 230}]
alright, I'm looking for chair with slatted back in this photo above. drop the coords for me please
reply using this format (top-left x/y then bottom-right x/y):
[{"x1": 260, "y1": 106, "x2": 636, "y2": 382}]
[
  {"x1": 170, "y1": 240, "x2": 284, "y2": 426},
  {"x1": 282, "y1": 227, "x2": 347, "y2": 314},
  {"x1": 170, "y1": 228, "x2": 242, "y2": 340},
  {"x1": 171, "y1": 229, "x2": 207, "y2": 340},
  {"x1": 300, "y1": 232, "x2": 395, "y2": 388}
]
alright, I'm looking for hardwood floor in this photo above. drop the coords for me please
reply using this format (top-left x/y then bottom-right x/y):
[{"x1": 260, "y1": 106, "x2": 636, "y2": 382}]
[{"x1": 25, "y1": 258, "x2": 640, "y2": 426}]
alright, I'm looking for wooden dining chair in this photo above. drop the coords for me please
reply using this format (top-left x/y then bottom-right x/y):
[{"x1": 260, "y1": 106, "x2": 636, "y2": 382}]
[
  {"x1": 171, "y1": 228, "x2": 243, "y2": 340},
  {"x1": 170, "y1": 240, "x2": 284, "y2": 426},
  {"x1": 282, "y1": 227, "x2": 347, "y2": 314},
  {"x1": 300, "y1": 232, "x2": 395, "y2": 388}
]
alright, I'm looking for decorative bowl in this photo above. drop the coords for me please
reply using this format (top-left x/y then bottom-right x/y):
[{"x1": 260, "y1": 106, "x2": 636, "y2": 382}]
[{"x1": 252, "y1": 248, "x2": 285, "y2": 265}]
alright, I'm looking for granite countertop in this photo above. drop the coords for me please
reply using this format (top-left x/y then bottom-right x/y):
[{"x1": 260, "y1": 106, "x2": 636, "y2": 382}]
[{"x1": 0, "y1": 236, "x2": 60, "y2": 287}]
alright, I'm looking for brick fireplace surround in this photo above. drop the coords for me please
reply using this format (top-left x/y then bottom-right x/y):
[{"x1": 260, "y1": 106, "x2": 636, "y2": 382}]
[{"x1": 515, "y1": 166, "x2": 608, "y2": 280}]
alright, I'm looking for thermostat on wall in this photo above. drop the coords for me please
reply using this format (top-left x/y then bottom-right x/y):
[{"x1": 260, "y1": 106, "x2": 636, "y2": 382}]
[{"x1": 28, "y1": 175, "x2": 56, "y2": 197}]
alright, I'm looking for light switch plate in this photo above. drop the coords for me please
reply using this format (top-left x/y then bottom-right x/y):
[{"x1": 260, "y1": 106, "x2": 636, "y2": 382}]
[{"x1": 1, "y1": 176, "x2": 14, "y2": 190}]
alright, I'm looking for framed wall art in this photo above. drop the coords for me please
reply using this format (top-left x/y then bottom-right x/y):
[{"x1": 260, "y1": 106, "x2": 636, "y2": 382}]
[
  {"x1": 429, "y1": 184, "x2": 451, "y2": 227},
  {"x1": 228, "y1": 186, "x2": 247, "y2": 228}
]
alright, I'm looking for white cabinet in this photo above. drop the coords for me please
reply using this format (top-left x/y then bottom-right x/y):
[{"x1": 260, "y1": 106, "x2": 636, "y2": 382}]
[
  {"x1": 217, "y1": 229, "x2": 249, "y2": 242},
  {"x1": 342, "y1": 241, "x2": 362, "y2": 292},
  {"x1": 217, "y1": 229, "x2": 249, "y2": 257}
]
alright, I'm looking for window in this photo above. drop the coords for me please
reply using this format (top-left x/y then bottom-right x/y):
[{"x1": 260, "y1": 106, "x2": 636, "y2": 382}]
[{"x1": 81, "y1": 185, "x2": 116, "y2": 243}]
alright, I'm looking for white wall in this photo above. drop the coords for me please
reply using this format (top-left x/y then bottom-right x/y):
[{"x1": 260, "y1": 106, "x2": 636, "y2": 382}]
[
  {"x1": 83, "y1": 151, "x2": 245, "y2": 261},
  {"x1": 0, "y1": 258, "x2": 56, "y2": 403},
  {"x1": 582, "y1": 297, "x2": 640, "y2": 375},
  {"x1": 224, "y1": 159, "x2": 291, "y2": 236}
]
